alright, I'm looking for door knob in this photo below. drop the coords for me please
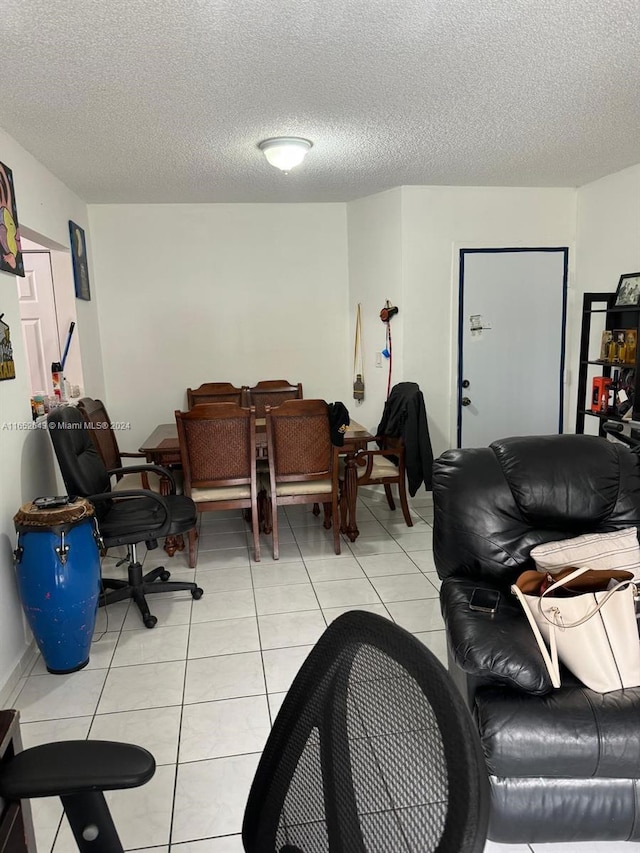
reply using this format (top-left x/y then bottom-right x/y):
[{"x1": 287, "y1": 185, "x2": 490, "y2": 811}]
[
  {"x1": 461, "y1": 397, "x2": 471, "y2": 407},
  {"x1": 462, "y1": 379, "x2": 470, "y2": 388}
]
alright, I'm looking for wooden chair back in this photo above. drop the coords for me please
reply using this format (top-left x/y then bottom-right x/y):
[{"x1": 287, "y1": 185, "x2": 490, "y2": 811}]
[
  {"x1": 247, "y1": 381, "x2": 303, "y2": 417},
  {"x1": 175, "y1": 402, "x2": 260, "y2": 564},
  {"x1": 265, "y1": 399, "x2": 340, "y2": 558},
  {"x1": 352, "y1": 434, "x2": 413, "y2": 527},
  {"x1": 186, "y1": 382, "x2": 247, "y2": 410}
]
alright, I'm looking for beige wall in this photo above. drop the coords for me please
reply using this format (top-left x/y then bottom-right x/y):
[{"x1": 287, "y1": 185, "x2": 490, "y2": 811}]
[{"x1": 88, "y1": 203, "x2": 351, "y2": 448}]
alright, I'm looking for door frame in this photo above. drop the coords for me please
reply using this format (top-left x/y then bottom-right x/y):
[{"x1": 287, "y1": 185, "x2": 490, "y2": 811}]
[{"x1": 456, "y1": 247, "x2": 569, "y2": 448}]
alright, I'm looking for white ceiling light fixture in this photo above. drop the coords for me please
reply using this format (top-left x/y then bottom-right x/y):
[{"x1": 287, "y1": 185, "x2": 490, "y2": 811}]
[{"x1": 258, "y1": 137, "x2": 313, "y2": 173}]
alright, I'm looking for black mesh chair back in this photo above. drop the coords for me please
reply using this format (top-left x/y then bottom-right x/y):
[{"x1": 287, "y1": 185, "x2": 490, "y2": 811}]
[{"x1": 242, "y1": 610, "x2": 489, "y2": 853}]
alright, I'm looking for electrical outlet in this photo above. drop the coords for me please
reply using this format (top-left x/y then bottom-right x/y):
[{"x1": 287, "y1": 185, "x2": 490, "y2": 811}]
[{"x1": 375, "y1": 352, "x2": 383, "y2": 368}]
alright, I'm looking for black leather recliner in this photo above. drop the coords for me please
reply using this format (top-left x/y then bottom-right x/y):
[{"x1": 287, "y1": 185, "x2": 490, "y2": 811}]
[{"x1": 433, "y1": 434, "x2": 640, "y2": 845}]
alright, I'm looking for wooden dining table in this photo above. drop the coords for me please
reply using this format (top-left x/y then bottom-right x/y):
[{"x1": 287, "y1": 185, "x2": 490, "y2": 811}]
[{"x1": 139, "y1": 419, "x2": 374, "y2": 544}]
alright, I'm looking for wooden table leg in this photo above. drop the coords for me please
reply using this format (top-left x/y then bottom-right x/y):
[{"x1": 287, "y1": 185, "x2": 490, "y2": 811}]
[{"x1": 341, "y1": 451, "x2": 360, "y2": 542}]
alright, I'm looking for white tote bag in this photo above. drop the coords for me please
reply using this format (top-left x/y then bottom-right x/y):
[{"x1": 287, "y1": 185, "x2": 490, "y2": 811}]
[{"x1": 512, "y1": 567, "x2": 640, "y2": 693}]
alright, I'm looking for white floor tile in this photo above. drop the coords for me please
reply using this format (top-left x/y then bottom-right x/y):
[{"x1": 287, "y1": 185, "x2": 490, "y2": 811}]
[
  {"x1": 31, "y1": 796, "x2": 63, "y2": 853},
  {"x1": 385, "y1": 598, "x2": 445, "y2": 633},
  {"x1": 370, "y1": 573, "x2": 439, "y2": 603},
  {"x1": 357, "y1": 552, "x2": 420, "y2": 577},
  {"x1": 172, "y1": 837, "x2": 244, "y2": 853},
  {"x1": 122, "y1": 597, "x2": 193, "y2": 630},
  {"x1": 351, "y1": 520, "x2": 389, "y2": 538},
  {"x1": 267, "y1": 691, "x2": 288, "y2": 722},
  {"x1": 198, "y1": 531, "x2": 252, "y2": 552},
  {"x1": 193, "y1": 548, "x2": 250, "y2": 570},
  {"x1": 251, "y1": 561, "x2": 309, "y2": 587},
  {"x1": 296, "y1": 539, "x2": 347, "y2": 560},
  {"x1": 413, "y1": 630, "x2": 448, "y2": 667},
  {"x1": 98, "y1": 660, "x2": 185, "y2": 714},
  {"x1": 95, "y1": 600, "x2": 131, "y2": 633},
  {"x1": 253, "y1": 540, "x2": 303, "y2": 563},
  {"x1": 199, "y1": 516, "x2": 249, "y2": 534},
  {"x1": 30, "y1": 632, "x2": 120, "y2": 675},
  {"x1": 347, "y1": 537, "x2": 402, "y2": 557},
  {"x1": 90, "y1": 705, "x2": 182, "y2": 765},
  {"x1": 172, "y1": 753, "x2": 261, "y2": 843},
  {"x1": 258, "y1": 609, "x2": 327, "y2": 650},
  {"x1": 530, "y1": 844, "x2": 640, "y2": 852},
  {"x1": 254, "y1": 583, "x2": 319, "y2": 615},
  {"x1": 190, "y1": 589, "x2": 256, "y2": 624},
  {"x1": 312, "y1": 578, "x2": 381, "y2": 609},
  {"x1": 179, "y1": 695, "x2": 271, "y2": 763},
  {"x1": 408, "y1": 550, "x2": 437, "y2": 573},
  {"x1": 15, "y1": 669, "x2": 108, "y2": 722},
  {"x1": 20, "y1": 716, "x2": 92, "y2": 749},
  {"x1": 484, "y1": 844, "x2": 531, "y2": 853},
  {"x1": 184, "y1": 653, "x2": 265, "y2": 704},
  {"x1": 391, "y1": 530, "x2": 434, "y2": 551},
  {"x1": 112, "y1": 624, "x2": 189, "y2": 667},
  {"x1": 193, "y1": 566, "x2": 252, "y2": 592},
  {"x1": 262, "y1": 645, "x2": 314, "y2": 694},
  {"x1": 188, "y1": 617, "x2": 260, "y2": 658},
  {"x1": 304, "y1": 556, "x2": 365, "y2": 582}
]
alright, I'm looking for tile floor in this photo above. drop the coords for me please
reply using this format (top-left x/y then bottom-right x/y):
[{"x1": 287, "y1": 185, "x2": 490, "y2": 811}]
[{"x1": 7, "y1": 491, "x2": 639, "y2": 853}]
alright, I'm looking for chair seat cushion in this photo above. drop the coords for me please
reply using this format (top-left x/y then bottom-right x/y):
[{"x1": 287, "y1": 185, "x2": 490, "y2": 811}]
[
  {"x1": 99, "y1": 494, "x2": 196, "y2": 545},
  {"x1": 191, "y1": 485, "x2": 251, "y2": 502},
  {"x1": 476, "y1": 683, "x2": 640, "y2": 778},
  {"x1": 339, "y1": 456, "x2": 398, "y2": 480},
  {"x1": 275, "y1": 479, "x2": 333, "y2": 496}
]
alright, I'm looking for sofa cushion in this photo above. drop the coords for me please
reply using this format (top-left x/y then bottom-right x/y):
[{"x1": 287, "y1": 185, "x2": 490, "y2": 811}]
[
  {"x1": 475, "y1": 683, "x2": 640, "y2": 778},
  {"x1": 440, "y1": 577, "x2": 554, "y2": 695},
  {"x1": 531, "y1": 527, "x2": 640, "y2": 579}
]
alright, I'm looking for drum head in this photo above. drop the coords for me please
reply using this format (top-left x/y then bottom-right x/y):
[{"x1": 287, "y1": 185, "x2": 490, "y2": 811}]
[{"x1": 14, "y1": 497, "x2": 94, "y2": 531}]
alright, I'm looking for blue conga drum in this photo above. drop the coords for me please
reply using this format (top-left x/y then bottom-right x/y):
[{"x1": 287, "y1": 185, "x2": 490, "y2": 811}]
[{"x1": 13, "y1": 498, "x2": 101, "y2": 674}]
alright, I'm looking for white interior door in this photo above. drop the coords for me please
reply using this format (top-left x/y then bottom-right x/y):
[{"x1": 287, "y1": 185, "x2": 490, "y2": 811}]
[
  {"x1": 18, "y1": 251, "x2": 61, "y2": 396},
  {"x1": 458, "y1": 248, "x2": 567, "y2": 447}
]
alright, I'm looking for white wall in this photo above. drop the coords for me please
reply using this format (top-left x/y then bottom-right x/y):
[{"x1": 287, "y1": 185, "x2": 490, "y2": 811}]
[
  {"x1": 568, "y1": 165, "x2": 640, "y2": 431},
  {"x1": 0, "y1": 128, "x2": 105, "y2": 698},
  {"x1": 88, "y1": 203, "x2": 351, "y2": 447},
  {"x1": 346, "y1": 189, "x2": 403, "y2": 434},
  {"x1": 400, "y1": 186, "x2": 577, "y2": 456}
]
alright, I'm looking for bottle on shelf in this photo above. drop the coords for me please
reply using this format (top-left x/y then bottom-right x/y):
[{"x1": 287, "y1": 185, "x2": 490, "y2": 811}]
[
  {"x1": 51, "y1": 362, "x2": 63, "y2": 400},
  {"x1": 608, "y1": 369, "x2": 620, "y2": 415}
]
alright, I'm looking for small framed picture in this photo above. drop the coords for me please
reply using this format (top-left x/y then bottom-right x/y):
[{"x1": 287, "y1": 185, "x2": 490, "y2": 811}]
[
  {"x1": 69, "y1": 220, "x2": 91, "y2": 301},
  {"x1": 614, "y1": 272, "x2": 640, "y2": 307},
  {"x1": 600, "y1": 330, "x2": 613, "y2": 361}
]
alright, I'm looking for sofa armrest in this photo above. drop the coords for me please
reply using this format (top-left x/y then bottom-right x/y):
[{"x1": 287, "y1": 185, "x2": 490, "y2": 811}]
[{"x1": 440, "y1": 577, "x2": 554, "y2": 696}]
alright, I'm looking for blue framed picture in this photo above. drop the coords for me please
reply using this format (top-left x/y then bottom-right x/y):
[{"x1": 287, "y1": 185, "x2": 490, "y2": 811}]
[{"x1": 69, "y1": 220, "x2": 91, "y2": 300}]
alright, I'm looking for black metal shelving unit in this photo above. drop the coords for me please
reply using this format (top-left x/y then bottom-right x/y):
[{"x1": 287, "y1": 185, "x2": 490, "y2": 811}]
[{"x1": 576, "y1": 292, "x2": 640, "y2": 435}]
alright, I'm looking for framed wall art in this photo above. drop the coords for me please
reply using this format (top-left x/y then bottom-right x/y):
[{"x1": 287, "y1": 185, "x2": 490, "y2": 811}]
[
  {"x1": 0, "y1": 313, "x2": 16, "y2": 380},
  {"x1": 0, "y1": 161, "x2": 24, "y2": 277},
  {"x1": 614, "y1": 272, "x2": 640, "y2": 307},
  {"x1": 69, "y1": 220, "x2": 91, "y2": 300}
]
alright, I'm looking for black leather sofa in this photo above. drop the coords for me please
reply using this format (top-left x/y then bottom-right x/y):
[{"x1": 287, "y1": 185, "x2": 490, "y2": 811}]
[{"x1": 432, "y1": 434, "x2": 640, "y2": 844}]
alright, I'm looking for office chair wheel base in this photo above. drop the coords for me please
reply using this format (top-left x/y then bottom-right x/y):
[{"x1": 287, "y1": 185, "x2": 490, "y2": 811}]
[
  {"x1": 144, "y1": 615, "x2": 158, "y2": 629},
  {"x1": 159, "y1": 571, "x2": 171, "y2": 582},
  {"x1": 192, "y1": 588, "x2": 204, "y2": 600}
]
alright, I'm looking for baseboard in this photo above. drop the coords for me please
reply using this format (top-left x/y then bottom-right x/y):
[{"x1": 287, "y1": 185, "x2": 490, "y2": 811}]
[{"x1": 0, "y1": 641, "x2": 38, "y2": 709}]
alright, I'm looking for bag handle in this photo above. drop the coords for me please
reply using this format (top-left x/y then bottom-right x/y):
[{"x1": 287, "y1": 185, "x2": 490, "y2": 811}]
[
  {"x1": 511, "y1": 583, "x2": 561, "y2": 688},
  {"x1": 538, "y1": 566, "x2": 638, "y2": 629}
]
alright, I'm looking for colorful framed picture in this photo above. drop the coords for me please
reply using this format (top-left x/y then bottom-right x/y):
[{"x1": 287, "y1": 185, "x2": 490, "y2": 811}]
[
  {"x1": 0, "y1": 313, "x2": 16, "y2": 380},
  {"x1": 614, "y1": 272, "x2": 640, "y2": 307},
  {"x1": 0, "y1": 161, "x2": 25, "y2": 277},
  {"x1": 69, "y1": 220, "x2": 91, "y2": 300}
]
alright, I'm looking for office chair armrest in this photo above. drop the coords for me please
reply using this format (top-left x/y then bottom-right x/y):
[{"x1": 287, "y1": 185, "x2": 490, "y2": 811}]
[
  {"x1": 107, "y1": 464, "x2": 178, "y2": 494},
  {"x1": 0, "y1": 740, "x2": 155, "y2": 799},
  {"x1": 87, "y1": 489, "x2": 173, "y2": 534}
]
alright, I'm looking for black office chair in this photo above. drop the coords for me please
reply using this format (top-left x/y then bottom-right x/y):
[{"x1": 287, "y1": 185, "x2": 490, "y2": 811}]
[
  {"x1": 243, "y1": 610, "x2": 489, "y2": 852},
  {"x1": 47, "y1": 406, "x2": 202, "y2": 628}
]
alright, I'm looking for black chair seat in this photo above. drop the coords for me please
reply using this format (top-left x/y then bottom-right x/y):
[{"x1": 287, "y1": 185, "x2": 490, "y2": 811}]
[{"x1": 98, "y1": 494, "x2": 196, "y2": 545}]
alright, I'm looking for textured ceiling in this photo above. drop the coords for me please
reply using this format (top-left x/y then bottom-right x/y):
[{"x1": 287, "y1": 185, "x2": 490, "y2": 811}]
[{"x1": 2, "y1": 0, "x2": 639, "y2": 203}]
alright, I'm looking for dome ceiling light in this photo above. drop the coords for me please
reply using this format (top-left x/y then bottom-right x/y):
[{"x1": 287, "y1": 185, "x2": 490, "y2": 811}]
[{"x1": 258, "y1": 137, "x2": 313, "y2": 173}]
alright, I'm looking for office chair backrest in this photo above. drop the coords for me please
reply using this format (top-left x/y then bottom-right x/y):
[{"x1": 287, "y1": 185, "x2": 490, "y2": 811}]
[
  {"x1": 242, "y1": 610, "x2": 489, "y2": 853},
  {"x1": 47, "y1": 406, "x2": 111, "y2": 498},
  {"x1": 76, "y1": 396, "x2": 121, "y2": 471}
]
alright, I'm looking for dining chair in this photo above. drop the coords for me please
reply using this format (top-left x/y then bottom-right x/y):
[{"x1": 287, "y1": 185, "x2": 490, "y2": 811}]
[
  {"x1": 77, "y1": 396, "x2": 164, "y2": 492},
  {"x1": 175, "y1": 402, "x2": 261, "y2": 565},
  {"x1": 186, "y1": 382, "x2": 247, "y2": 409},
  {"x1": 341, "y1": 434, "x2": 414, "y2": 528},
  {"x1": 264, "y1": 398, "x2": 340, "y2": 559},
  {"x1": 247, "y1": 380, "x2": 303, "y2": 417}
]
